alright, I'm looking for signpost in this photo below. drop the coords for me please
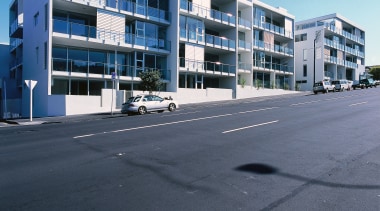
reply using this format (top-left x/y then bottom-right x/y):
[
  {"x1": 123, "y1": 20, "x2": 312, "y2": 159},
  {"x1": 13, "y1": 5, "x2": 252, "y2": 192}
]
[
  {"x1": 111, "y1": 72, "x2": 115, "y2": 115},
  {"x1": 25, "y1": 80, "x2": 37, "y2": 121}
]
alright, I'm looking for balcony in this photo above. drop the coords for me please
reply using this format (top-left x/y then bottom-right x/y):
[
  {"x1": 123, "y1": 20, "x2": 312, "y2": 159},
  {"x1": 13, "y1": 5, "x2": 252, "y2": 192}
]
[
  {"x1": 9, "y1": 56, "x2": 23, "y2": 70},
  {"x1": 179, "y1": 28, "x2": 235, "y2": 52},
  {"x1": 253, "y1": 19, "x2": 293, "y2": 39},
  {"x1": 179, "y1": 57, "x2": 236, "y2": 76},
  {"x1": 253, "y1": 40, "x2": 293, "y2": 56},
  {"x1": 205, "y1": 34, "x2": 235, "y2": 51},
  {"x1": 324, "y1": 38, "x2": 344, "y2": 51},
  {"x1": 9, "y1": 17, "x2": 23, "y2": 38},
  {"x1": 323, "y1": 23, "x2": 365, "y2": 45},
  {"x1": 53, "y1": 19, "x2": 171, "y2": 52},
  {"x1": 67, "y1": 0, "x2": 170, "y2": 23},
  {"x1": 51, "y1": 58, "x2": 171, "y2": 81},
  {"x1": 180, "y1": 0, "x2": 236, "y2": 27},
  {"x1": 238, "y1": 17, "x2": 251, "y2": 29},
  {"x1": 238, "y1": 40, "x2": 251, "y2": 51},
  {"x1": 10, "y1": 38, "x2": 23, "y2": 52},
  {"x1": 238, "y1": 62, "x2": 252, "y2": 73},
  {"x1": 253, "y1": 60, "x2": 293, "y2": 74}
]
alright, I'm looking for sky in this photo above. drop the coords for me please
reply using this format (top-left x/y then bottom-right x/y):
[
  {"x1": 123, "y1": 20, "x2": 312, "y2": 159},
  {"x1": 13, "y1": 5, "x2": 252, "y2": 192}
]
[{"x1": 0, "y1": 0, "x2": 379, "y2": 65}]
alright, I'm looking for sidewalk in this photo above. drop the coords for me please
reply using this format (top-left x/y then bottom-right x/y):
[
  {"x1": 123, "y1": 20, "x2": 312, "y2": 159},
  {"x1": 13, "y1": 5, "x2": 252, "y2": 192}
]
[
  {"x1": 2, "y1": 112, "x2": 126, "y2": 126},
  {"x1": 1, "y1": 92, "x2": 312, "y2": 126}
]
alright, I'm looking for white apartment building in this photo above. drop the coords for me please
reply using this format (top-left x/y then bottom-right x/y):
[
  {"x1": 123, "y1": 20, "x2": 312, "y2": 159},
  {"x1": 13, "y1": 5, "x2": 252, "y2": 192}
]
[
  {"x1": 294, "y1": 13, "x2": 365, "y2": 91},
  {"x1": 7, "y1": 0, "x2": 295, "y2": 117}
]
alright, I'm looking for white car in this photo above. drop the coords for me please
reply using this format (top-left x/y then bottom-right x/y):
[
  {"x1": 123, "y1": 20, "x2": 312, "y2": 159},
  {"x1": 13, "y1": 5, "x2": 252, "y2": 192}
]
[
  {"x1": 331, "y1": 79, "x2": 349, "y2": 92},
  {"x1": 121, "y1": 95, "x2": 178, "y2": 115}
]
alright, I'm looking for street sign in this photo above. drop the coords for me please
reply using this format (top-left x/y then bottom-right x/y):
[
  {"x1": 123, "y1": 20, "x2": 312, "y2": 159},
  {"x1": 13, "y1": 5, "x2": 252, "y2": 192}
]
[
  {"x1": 25, "y1": 80, "x2": 37, "y2": 90},
  {"x1": 25, "y1": 80, "x2": 38, "y2": 122}
]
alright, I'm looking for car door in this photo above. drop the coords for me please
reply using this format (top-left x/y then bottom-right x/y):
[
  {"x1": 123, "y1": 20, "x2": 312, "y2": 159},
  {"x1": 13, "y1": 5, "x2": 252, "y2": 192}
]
[
  {"x1": 142, "y1": 95, "x2": 155, "y2": 111},
  {"x1": 152, "y1": 95, "x2": 166, "y2": 110}
]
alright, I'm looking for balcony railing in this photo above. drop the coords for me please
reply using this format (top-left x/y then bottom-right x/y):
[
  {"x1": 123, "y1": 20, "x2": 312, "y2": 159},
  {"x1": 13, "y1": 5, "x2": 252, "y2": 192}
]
[
  {"x1": 253, "y1": 40, "x2": 293, "y2": 56},
  {"x1": 52, "y1": 58, "x2": 171, "y2": 80},
  {"x1": 253, "y1": 59, "x2": 293, "y2": 73},
  {"x1": 66, "y1": 0, "x2": 170, "y2": 22},
  {"x1": 205, "y1": 34, "x2": 235, "y2": 50},
  {"x1": 180, "y1": 0, "x2": 236, "y2": 26},
  {"x1": 324, "y1": 23, "x2": 365, "y2": 45},
  {"x1": 53, "y1": 19, "x2": 171, "y2": 51},
  {"x1": 9, "y1": 56, "x2": 23, "y2": 70},
  {"x1": 179, "y1": 57, "x2": 236, "y2": 75},
  {"x1": 324, "y1": 38, "x2": 345, "y2": 51},
  {"x1": 253, "y1": 19, "x2": 293, "y2": 38},
  {"x1": 238, "y1": 40, "x2": 251, "y2": 51},
  {"x1": 238, "y1": 17, "x2": 251, "y2": 29},
  {"x1": 238, "y1": 62, "x2": 252, "y2": 72}
]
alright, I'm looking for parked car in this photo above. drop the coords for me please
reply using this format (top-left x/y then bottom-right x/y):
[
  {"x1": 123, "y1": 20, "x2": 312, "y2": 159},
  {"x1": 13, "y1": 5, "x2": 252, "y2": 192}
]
[
  {"x1": 121, "y1": 95, "x2": 178, "y2": 115},
  {"x1": 313, "y1": 81, "x2": 335, "y2": 94},
  {"x1": 352, "y1": 80, "x2": 365, "y2": 90},
  {"x1": 360, "y1": 78, "x2": 377, "y2": 88},
  {"x1": 331, "y1": 79, "x2": 349, "y2": 92}
]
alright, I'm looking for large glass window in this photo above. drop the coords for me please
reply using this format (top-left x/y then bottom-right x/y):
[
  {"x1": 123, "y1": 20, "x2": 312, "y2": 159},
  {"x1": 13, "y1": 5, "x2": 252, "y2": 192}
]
[
  {"x1": 68, "y1": 49, "x2": 88, "y2": 73},
  {"x1": 89, "y1": 51, "x2": 106, "y2": 74}
]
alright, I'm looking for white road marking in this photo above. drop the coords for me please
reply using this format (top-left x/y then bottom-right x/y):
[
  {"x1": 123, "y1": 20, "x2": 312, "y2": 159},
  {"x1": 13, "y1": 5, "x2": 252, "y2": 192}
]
[
  {"x1": 73, "y1": 107, "x2": 278, "y2": 139},
  {"x1": 222, "y1": 120, "x2": 279, "y2": 134},
  {"x1": 349, "y1": 102, "x2": 368, "y2": 107},
  {"x1": 290, "y1": 100, "x2": 321, "y2": 106},
  {"x1": 161, "y1": 111, "x2": 200, "y2": 117}
]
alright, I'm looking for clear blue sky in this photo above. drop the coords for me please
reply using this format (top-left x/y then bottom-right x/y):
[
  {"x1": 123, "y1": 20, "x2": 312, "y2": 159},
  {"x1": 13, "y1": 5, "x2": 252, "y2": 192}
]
[{"x1": 0, "y1": 0, "x2": 378, "y2": 65}]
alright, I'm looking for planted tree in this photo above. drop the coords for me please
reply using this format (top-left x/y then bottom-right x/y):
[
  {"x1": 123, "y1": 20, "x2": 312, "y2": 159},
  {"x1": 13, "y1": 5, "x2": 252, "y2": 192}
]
[{"x1": 139, "y1": 70, "x2": 163, "y2": 94}]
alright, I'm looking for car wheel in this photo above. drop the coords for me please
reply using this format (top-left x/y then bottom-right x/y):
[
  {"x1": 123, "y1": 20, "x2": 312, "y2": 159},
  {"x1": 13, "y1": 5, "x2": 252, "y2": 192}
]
[
  {"x1": 314, "y1": 91, "x2": 317, "y2": 94},
  {"x1": 138, "y1": 106, "x2": 147, "y2": 115},
  {"x1": 325, "y1": 89, "x2": 328, "y2": 93},
  {"x1": 168, "y1": 103, "x2": 176, "y2": 112}
]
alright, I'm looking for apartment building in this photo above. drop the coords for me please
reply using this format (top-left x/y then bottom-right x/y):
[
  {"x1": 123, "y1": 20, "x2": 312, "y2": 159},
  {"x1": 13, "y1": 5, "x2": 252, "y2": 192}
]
[
  {"x1": 7, "y1": 0, "x2": 295, "y2": 117},
  {"x1": 294, "y1": 13, "x2": 365, "y2": 91}
]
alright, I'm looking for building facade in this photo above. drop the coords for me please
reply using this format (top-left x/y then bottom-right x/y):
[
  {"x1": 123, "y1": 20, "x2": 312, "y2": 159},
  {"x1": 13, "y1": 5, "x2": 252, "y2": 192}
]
[
  {"x1": 294, "y1": 13, "x2": 365, "y2": 91},
  {"x1": 7, "y1": 0, "x2": 295, "y2": 117}
]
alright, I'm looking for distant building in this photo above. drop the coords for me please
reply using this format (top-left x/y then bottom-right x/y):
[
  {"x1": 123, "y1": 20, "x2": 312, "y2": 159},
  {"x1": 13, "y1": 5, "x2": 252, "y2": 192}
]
[
  {"x1": 294, "y1": 13, "x2": 365, "y2": 91},
  {"x1": 7, "y1": 0, "x2": 297, "y2": 117}
]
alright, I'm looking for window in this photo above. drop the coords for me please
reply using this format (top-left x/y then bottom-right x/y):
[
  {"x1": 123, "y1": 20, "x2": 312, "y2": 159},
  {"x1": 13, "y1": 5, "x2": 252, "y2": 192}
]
[
  {"x1": 303, "y1": 49, "x2": 308, "y2": 61},
  {"x1": 36, "y1": 47, "x2": 39, "y2": 64},
  {"x1": 44, "y1": 42, "x2": 47, "y2": 69},
  {"x1": 45, "y1": 4, "x2": 48, "y2": 31},
  {"x1": 295, "y1": 33, "x2": 307, "y2": 42},
  {"x1": 34, "y1": 12, "x2": 39, "y2": 26},
  {"x1": 303, "y1": 65, "x2": 307, "y2": 77}
]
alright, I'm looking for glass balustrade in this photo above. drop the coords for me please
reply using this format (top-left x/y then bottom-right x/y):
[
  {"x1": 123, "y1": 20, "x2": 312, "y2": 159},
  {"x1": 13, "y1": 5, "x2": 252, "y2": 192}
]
[
  {"x1": 53, "y1": 19, "x2": 171, "y2": 51},
  {"x1": 179, "y1": 57, "x2": 236, "y2": 75},
  {"x1": 51, "y1": 58, "x2": 171, "y2": 80}
]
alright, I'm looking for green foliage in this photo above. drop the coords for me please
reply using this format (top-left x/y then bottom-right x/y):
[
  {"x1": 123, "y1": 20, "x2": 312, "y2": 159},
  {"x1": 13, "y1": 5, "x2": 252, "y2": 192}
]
[
  {"x1": 369, "y1": 67, "x2": 380, "y2": 80},
  {"x1": 139, "y1": 70, "x2": 163, "y2": 94},
  {"x1": 255, "y1": 79, "x2": 262, "y2": 90}
]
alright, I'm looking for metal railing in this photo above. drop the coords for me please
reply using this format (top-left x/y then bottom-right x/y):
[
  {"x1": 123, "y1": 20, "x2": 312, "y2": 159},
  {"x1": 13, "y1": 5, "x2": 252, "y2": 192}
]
[
  {"x1": 253, "y1": 39, "x2": 293, "y2": 56},
  {"x1": 252, "y1": 59, "x2": 293, "y2": 73},
  {"x1": 66, "y1": 0, "x2": 170, "y2": 22},
  {"x1": 179, "y1": 57, "x2": 236, "y2": 75},
  {"x1": 51, "y1": 58, "x2": 171, "y2": 80},
  {"x1": 53, "y1": 19, "x2": 171, "y2": 51},
  {"x1": 180, "y1": 0, "x2": 236, "y2": 26},
  {"x1": 253, "y1": 19, "x2": 293, "y2": 38},
  {"x1": 324, "y1": 23, "x2": 365, "y2": 45}
]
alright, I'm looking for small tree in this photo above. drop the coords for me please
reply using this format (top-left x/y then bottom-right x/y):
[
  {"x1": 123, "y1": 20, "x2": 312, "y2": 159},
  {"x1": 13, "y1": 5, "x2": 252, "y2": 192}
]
[
  {"x1": 139, "y1": 70, "x2": 163, "y2": 94},
  {"x1": 370, "y1": 67, "x2": 380, "y2": 80}
]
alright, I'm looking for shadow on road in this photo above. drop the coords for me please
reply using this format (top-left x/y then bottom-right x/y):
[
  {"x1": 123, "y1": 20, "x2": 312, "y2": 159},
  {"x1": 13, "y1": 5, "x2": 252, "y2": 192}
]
[{"x1": 235, "y1": 163, "x2": 380, "y2": 190}]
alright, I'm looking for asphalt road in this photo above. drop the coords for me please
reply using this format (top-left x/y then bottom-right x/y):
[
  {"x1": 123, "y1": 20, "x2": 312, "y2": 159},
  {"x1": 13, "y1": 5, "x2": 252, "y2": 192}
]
[{"x1": 1, "y1": 89, "x2": 380, "y2": 210}]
